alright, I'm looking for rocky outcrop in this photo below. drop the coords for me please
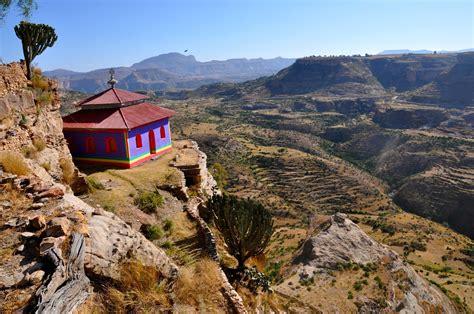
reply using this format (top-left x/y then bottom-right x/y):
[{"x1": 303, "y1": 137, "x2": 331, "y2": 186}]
[
  {"x1": 171, "y1": 140, "x2": 219, "y2": 197},
  {"x1": 407, "y1": 52, "x2": 474, "y2": 108},
  {"x1": 0, "y1": 62, "x2": 84, "y2": 190},
  {"x1": 265, "y1": 57, "x2": 386, "y2": 96},
  {"x1": 373, "y1": 106, "x2": 448, "y2": 129},
  {"x1": 367, "y1": 54, "x2": 456, "y2": 92},
  {"x1": 85, "y1": 209, "x2": 178, "y2": 284},
  {"x1": 0, "y1": 63, "x2": 179, "y2": 311},
  {"x1": 289, "y1": 213, "x2": 457, "y2": 313}
]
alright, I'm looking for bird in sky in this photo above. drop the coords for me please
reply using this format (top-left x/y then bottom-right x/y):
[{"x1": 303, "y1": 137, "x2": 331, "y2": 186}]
[{"x1": 184, "y1": 50, "x2": 188, "y2": 53}]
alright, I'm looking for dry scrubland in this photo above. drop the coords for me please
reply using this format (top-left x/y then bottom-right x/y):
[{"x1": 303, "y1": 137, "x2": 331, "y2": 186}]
[{"x1": 160, "y1": 93, "x2": 473, "y2": 311}]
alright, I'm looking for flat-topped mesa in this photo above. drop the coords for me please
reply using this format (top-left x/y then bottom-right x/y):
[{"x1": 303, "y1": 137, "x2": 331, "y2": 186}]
[{"x1": 62, "y1": 71, "x2": 176, "y2": 168}]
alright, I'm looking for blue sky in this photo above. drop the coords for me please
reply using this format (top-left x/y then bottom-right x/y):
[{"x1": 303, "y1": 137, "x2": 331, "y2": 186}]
[{"x1": 0, "y1": 0, "x2": 472, "y2": 72}]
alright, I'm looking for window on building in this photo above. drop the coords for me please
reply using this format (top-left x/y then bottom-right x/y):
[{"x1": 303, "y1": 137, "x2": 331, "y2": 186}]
[
  {"x1": 160, "y1": 126, "x2": 166, "y2": 139},
  {"x1": 85, "y1": 137, "x2": 96, "y2": 153},
  {"x1": 136, "y1": 134, "x2": 142, "y2": 148},
  {"x1": 105, "y1": 137, "x2": 117, "y2": 153}
]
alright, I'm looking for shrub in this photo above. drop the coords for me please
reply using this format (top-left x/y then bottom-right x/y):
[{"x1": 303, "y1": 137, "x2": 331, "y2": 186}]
[
  {"x1": 145, "y1": 225, "x2": 163, "y2": 240},
  {"x1": 163, "y1": 219, "x2": 174, "y2": 233},
  {"x1": 161, "y1": 240, "x2": 174, "y2": 249},
  {"x1": 0, "y1": 151, "x2": 30, "y2": 175},
  {"x1": 59, "y1": 158, "x2": 75, "y2": 185},
  {"x1": 353, "y1": 281, "x2": 363, "y2": 291},
  {"x1": 347, "y1": 291, "x2": 353, "y2": 299},
  {"x1": 134, "y1": 191, "x2": 164, "y2": 213},
  {"x1": 208, "y1": 194, "x2": 273, "y2": 270},
  {"x1": 21, "y1": 145, "x2": 37, "y2": 158},
  {"x1": 31, "y1": 69, "x2": 50, "y2": 91}
]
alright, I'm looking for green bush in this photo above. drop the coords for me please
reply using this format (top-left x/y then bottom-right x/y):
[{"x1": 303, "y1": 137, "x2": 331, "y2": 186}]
[
  {"x1": 145, "y1": 225, "x2": 164, "y2": 240},
  {"x1": 134, "y1": 191, "x2": 164, "y2": 213},
  {"x1": 163, "y1": 219, "x2": 174, "y2": 232},
  {"x1": 353, "y1": 281, "x2": 363, "y2": 291},
  {"x1": 161, "y1": 240, "x2": 174, "y2": 249}
]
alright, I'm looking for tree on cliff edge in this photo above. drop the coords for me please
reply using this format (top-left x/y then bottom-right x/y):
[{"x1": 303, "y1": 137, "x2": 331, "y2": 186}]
[
  {"x1": 14, "y1": 21, "x2": 57, "y2": 79},
  {"x1": 1, "y1": 0, "x2": 37, "y2": 22},
  {"x1": 208, "y1": 194, "x2": 273, "y2": 270}
]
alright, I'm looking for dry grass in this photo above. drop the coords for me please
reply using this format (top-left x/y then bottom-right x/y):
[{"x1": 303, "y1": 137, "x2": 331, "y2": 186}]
[
  {"x1": 31, "y1": 68, "x2": 50, "y2": 91},
  {"x1": 59, "y1": 158, "x2": 76, "y2": 185},
  {"x1": 95, "y1": 260, "x2": 171, "y2": 313},
  {"x1": 32, "y1": 137, "x2": 46, "y2": 151},
  {"x1": 0, "y1": 151, "x2": 30, "y2": 175},
  {"x1": 21, "y1": 145, "x2": 38, "y2": 159},
  {"x1": 175, "y1": 258, "x2": 225, "y2": 309}
]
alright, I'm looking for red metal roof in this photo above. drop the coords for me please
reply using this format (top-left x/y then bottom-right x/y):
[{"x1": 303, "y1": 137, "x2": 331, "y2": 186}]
[
  {"x1": 77, "y1": 88, "x2": 149, "y2": 107},
  {"x1": 63, "y1": 102, "x2": 176, "y2": 130}
]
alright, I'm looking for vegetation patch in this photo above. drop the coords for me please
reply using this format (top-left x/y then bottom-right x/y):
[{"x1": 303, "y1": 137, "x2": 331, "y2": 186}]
[
  {"x1": 134, "y1": 191, "x2": 164, "y2": 213},
  {"x1": 85, "y1": 176, "x2": 105, "y2": 191},
  {"x1": 0, "y1": 151, "x2": 30, "y2": 175}
]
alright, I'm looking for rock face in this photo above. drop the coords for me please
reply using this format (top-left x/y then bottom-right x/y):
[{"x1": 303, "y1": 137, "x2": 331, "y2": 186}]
[
  {"x1": 288, "y1": 214, "x2": 457, "y2": 313},
  {"x1": 408, "y1": 52, "x2": 474, "y2": 108},
  {"x1": 265, "y1": 57, "x2": 386, "y2": 96},
  {"x1": 171, "y1": 140, "x2": 219, "y2": 197},
  {"x1": 367, "y1": 53, "x2": 456, "y2": 92},
  {"x1": 0, "y1": 63, "x2": 179, "y2": 311},
  {"x1": 0, "y1": 62, "x2": 83, "y2": 188},
  {"x1": 85, "y1": 210, "x2": 178, "y2": 283},
  {"x1": 373, "y1": 106, "x2": 448, "y2": 129}
]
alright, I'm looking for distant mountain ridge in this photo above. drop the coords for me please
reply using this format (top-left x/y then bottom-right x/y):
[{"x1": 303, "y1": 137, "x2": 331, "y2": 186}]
[
  {"x1": 196, "y1": 52, "x2": 474, "y2": 108},
  {"x1": 378, "y1": 48, "x2": 474, "y2": 55},
  {"x1": 44, "y1": 53, "x2": 296, "y2": 93}
]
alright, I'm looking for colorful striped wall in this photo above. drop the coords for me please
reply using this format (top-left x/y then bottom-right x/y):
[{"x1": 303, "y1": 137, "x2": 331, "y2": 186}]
[{"x1": 64, "y1": 118, "x2": 172, "y2": 168}]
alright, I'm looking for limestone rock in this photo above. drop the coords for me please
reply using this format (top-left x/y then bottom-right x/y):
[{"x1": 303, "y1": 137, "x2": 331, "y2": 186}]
[
  {"x1": 25, "y1": 269, "x2": 45, "y2": 285},
  {"x1": 85, "y1": 210, "x2": 178, "y2": 284},
  {"x1": 42, "y1": 217, "x2": 71, "y2": 238},
  {"x1": 288, "y1": 213, "x2": 457, "y2": 313}
]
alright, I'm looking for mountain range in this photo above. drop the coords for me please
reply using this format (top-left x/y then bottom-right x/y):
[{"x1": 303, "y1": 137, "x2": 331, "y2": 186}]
[
  {"x1": 44, "y1": 53, "x2": 295, "y2": 93},
  {"x1": 378, "y1": 48, "x2": 474, "y2": 55}
]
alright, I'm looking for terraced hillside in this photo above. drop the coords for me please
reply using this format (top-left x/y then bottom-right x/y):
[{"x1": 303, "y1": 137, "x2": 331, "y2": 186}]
[{"x1": 160, "y1": 95, "x2": 473, "y2": 311}]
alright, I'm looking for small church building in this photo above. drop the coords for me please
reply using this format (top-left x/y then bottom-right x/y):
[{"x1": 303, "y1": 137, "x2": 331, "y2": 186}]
[{"x1": 63, "y1": 71, "x2": 175, "y2": 168}]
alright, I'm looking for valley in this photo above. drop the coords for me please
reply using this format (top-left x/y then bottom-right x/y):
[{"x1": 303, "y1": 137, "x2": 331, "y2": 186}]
[{"x1": 154, "y1": 52, "x2": 474, "y2": 310}]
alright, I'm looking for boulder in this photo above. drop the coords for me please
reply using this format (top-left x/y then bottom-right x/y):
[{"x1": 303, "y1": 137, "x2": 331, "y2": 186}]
[
  {"x1": 25, "y1": 269, "x2": 45, "y2": 285},
  {"x1": 85, "y1": 211, "x2": 178, "y2": 284}
]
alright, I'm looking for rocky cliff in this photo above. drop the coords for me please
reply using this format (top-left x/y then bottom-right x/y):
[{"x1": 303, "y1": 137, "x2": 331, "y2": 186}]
[
  {"x1": 0, "y1": 63, "x2": 180, "y2": 312},
  {"x1": 408, "y1": 52, "x2": 474, "y2": 108}
]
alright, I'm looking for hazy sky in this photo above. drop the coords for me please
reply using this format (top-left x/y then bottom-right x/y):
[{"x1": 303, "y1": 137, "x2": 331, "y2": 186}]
[{"x1": 1, "y1": 0, "x2": 472, "y2": 72}]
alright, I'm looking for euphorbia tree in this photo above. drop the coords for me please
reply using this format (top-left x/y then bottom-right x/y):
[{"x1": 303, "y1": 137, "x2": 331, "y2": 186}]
[
  {"x1": 208, "y1": 194, "x2": 273, "y2": 270},
  {"x1": 14, "y1": 21, "x2": 57, "y2": 79}
]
